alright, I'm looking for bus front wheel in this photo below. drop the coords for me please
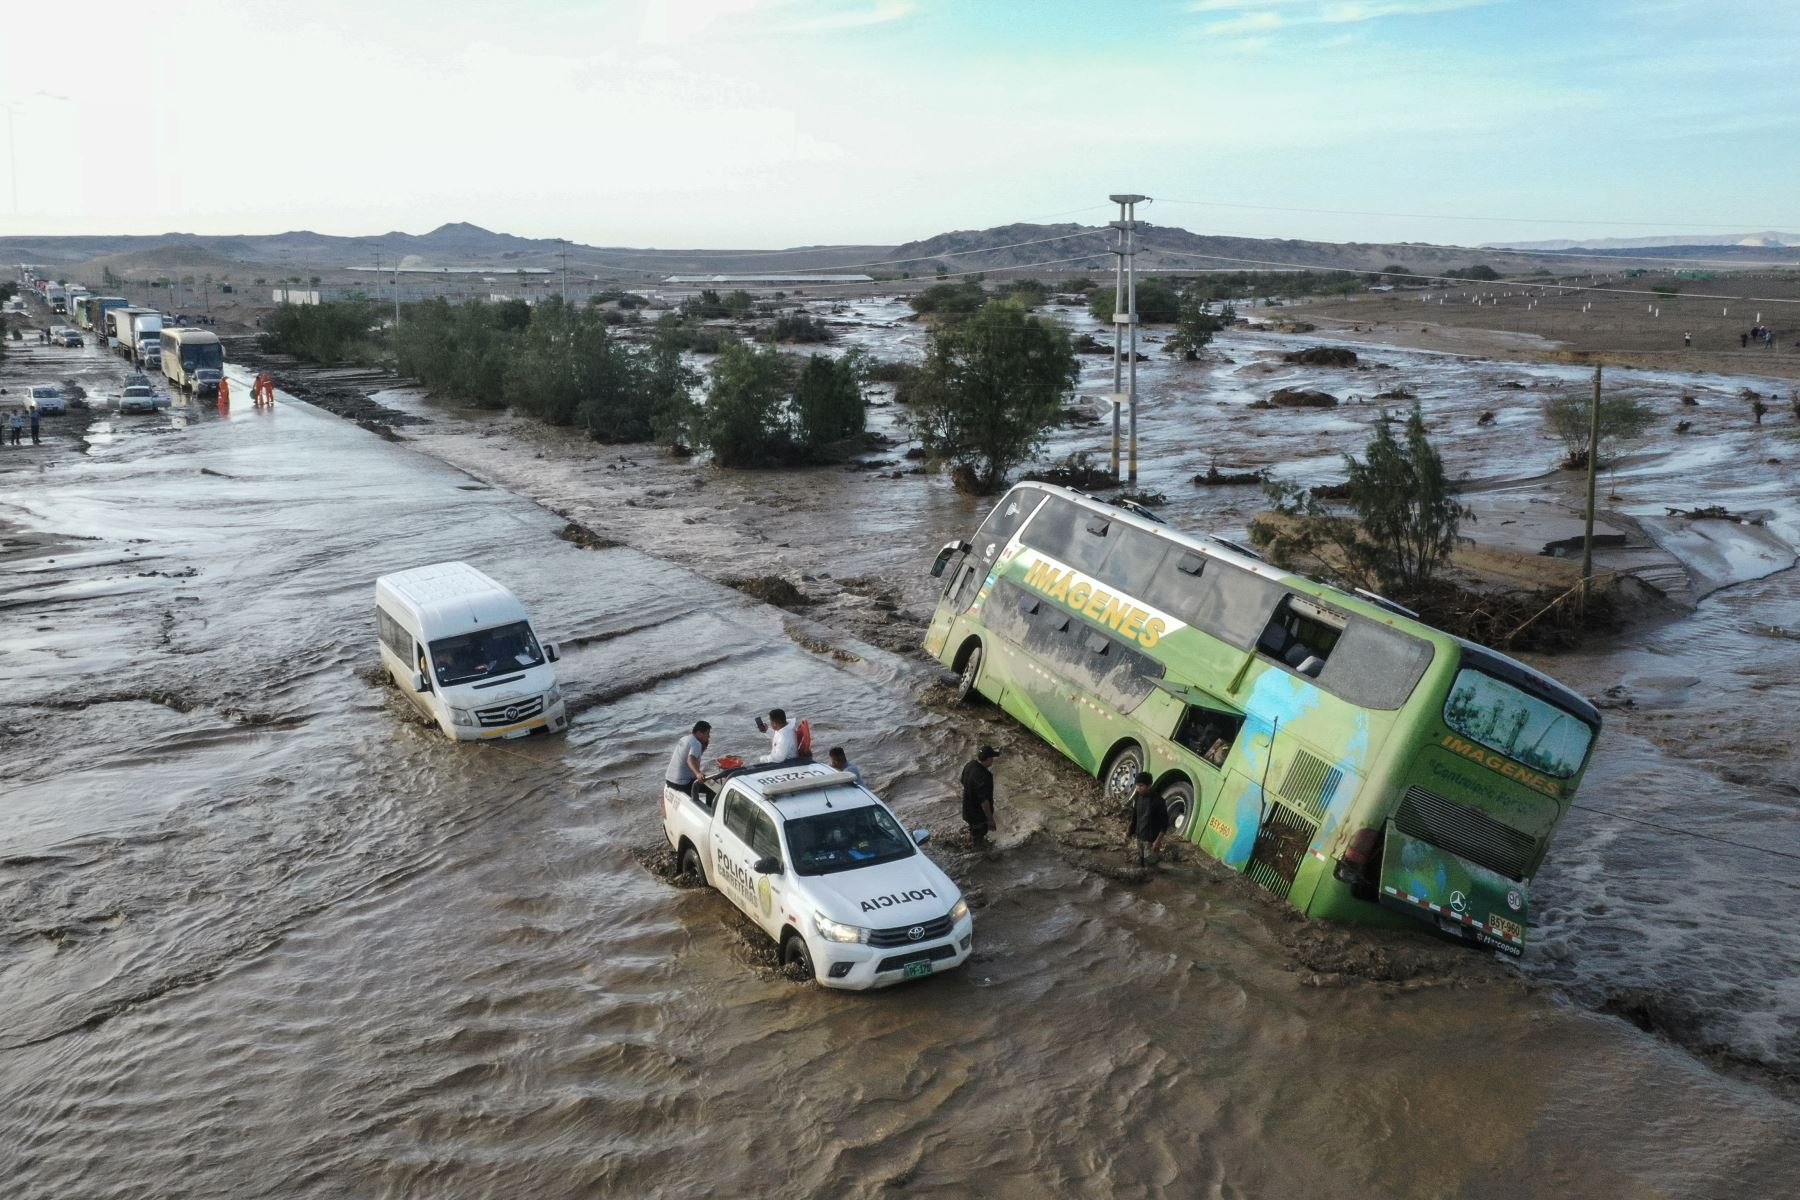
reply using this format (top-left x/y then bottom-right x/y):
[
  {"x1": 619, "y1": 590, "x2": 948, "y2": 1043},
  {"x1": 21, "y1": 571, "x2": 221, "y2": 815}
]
[
  {"x1": 954, "y1": 643, "x2": 983, "y2": 704},
  {"x1": 1103, "y1": 744, "x2": 1145, "y2": 805}
]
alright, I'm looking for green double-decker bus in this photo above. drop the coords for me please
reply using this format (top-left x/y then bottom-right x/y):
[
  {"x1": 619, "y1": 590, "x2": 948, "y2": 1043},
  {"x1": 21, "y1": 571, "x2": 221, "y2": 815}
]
[{"x1": 924, "y1": 483, "x2": 1600, "y2": 954}]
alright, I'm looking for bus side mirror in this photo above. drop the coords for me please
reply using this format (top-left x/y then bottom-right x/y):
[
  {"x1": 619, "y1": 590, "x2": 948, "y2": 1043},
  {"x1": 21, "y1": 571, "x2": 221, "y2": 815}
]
[
  {"x1": 911, "y1": 828, "x2": 931, "y2": 846},
  {"x1": 753, "y1": 857, "x2": 782, "y2": 875},
  {"x1": 930, "y1": 540, "x2": 966, "y2": 578},
  {"x1": 411, "y1": 671, "x2": 429, "y2": 693},
  {"x1": 545, "y1": 642, "x2": 560, "y2": 662}
]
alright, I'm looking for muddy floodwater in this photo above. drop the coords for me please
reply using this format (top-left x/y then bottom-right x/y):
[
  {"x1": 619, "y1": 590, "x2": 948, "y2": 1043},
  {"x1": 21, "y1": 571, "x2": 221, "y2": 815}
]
[{"x1": 3, "y1": 312, "x2": 1799, "y2": 1198}]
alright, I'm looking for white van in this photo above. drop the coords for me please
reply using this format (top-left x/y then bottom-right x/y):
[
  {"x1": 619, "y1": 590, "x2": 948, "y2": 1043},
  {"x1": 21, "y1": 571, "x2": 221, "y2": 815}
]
[{"x1": 374, "y1": 561, "x2": 568, "y2": 741}]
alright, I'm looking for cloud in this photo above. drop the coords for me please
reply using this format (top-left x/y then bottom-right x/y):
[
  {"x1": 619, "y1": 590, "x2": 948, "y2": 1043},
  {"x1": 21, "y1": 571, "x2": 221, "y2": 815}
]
[{"x1": 1190, "y1": 0, "x2": 1498, "y2": 36}]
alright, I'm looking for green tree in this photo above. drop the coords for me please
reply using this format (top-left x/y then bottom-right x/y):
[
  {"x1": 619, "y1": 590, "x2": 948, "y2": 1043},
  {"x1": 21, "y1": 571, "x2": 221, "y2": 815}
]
[
  {"x1": 792, "y1": 353, "x2": 866, "y2": 447},
  {"x1": 1087, "y1": 275, "x2": 1181, "y2": 324},
  {"x1": 721, "y1": 289, "x2": 756, "y2": 318},
  {"x1": 912, "y1": 299, "x2": 1079, "y2": 494},
  {"x1": 1257, "y1": 401, "x2": 1470, "y2": 594},
  {"x1": 908, "y1": 281, "x2": 986, "y2": 318},
  {"x1": 700, "y1": 342, "x2": 796, "y2": 467},
  {"x1": 1539, "y1": 391, "x2": 1656, "y2": 468},
  {"x1": 258, "y1": 298, "x2": 381, "y2": 364},
  {"x1": 506, "y1": 297, "x2": 611, "y2": 426},
  {"x1": 1167, "y1": 297, "x2": 1234, "y2": 360}
]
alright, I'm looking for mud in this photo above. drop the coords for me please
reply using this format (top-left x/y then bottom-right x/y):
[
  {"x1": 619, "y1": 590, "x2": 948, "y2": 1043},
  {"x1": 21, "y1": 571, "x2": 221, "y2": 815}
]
[{"x1": 4, "y1": 295, "x2": 1800, "y2": 1197}]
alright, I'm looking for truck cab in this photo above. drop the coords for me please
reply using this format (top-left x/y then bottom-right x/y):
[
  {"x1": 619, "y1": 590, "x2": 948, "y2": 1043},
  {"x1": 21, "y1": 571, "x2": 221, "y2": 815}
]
[{"x1": 662, "y1": 763, "x2": 973, "y2": 990}]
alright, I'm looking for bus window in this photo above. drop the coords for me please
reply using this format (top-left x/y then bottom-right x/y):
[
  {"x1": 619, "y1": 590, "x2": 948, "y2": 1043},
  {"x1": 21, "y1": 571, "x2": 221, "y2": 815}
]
[
  {"x1": 1022, "y1": 498, "x2": 1110, "y2": 575},
  {"x1": 1315, "y1": 619, "x2": 1434, "y2": 710},
  {"x1": 1444, "y1": 667, "x2": 1595, "y2": 778},
  {"x1": 1098, "y1": 525, "x2": 1169, "y2": 597},
  {"x1": 1175, "y1": 704, "x2": 1243, "y2": 768},
  {"x1": 972, "y1": 487, "x2": 1044, "y2": 567},
  {"x1": 1256, "y1": 595, "x2": 1345, "y2": 677},
  {"x1": 1140, "y1": 555, "x2": 1281, "y2": 648},
  {"x1": 948, "y1": 559, "x2": 984, "y2": 610}
]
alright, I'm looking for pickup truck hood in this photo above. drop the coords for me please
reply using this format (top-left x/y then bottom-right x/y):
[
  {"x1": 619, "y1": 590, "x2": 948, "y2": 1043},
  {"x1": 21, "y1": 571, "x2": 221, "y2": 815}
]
[{"x1": 805, "y1": 854, "x2": 958, "y2": 927}]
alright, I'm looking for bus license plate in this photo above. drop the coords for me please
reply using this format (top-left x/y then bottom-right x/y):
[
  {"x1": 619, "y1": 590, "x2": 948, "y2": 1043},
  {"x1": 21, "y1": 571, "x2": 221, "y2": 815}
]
[{"x1": 904, "y1": 961, "x2": 934, "y2": 979}]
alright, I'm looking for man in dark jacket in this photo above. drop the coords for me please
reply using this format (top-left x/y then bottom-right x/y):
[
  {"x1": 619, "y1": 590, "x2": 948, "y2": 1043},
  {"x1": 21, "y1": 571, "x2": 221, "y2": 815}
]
[
  {"x1": 960, "y1": 746, "x2": 1001, "y2": 848},
  {"x1": 1124, "y1": 772, "x2": 1170, "y2": 866}
]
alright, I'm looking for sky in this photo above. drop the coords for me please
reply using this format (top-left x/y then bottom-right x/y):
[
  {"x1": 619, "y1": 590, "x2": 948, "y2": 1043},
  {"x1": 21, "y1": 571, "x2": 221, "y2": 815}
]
[{"x1": 4, "y1": 0, "x2": 1797, "y2": 251}]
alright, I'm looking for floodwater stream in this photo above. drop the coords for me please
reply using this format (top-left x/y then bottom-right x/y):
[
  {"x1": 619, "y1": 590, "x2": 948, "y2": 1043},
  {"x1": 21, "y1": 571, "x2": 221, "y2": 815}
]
[{"x1": 2, "y1": 314, "x2": 1798, "y2": 1198}]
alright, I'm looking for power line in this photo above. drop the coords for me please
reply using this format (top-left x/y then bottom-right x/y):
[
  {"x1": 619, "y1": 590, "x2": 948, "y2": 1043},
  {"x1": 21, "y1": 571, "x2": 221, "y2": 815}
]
[
  {"x1": 1153, "y1": 196, "x2": 1800, "y2": 232},
  {"x1": 1569, "y1": 801, "x2": 1800, "y2": 867}
]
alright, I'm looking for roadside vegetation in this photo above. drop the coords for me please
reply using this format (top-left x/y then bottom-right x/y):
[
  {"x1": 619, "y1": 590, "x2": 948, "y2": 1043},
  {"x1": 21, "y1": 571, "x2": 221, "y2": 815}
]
[
  {"x1": 699, "y1": 344, "x2": 868, "y2": 467},
  {"x1": 1539, "y1": 390, "x2": 1656, "y2": 468},
  {"x1": 1253, "y1": 400, "x2": 1470, "y2": 595},
  {"x1": 258, "y1": 296, "x2": 385, "y2": 365},
  {"x1": 908, "y1": 299, "x2": 1079, "y2": 494}
]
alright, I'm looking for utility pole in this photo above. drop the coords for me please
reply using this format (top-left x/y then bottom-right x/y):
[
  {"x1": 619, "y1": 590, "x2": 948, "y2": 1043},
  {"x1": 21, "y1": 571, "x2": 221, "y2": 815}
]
[
  {"x1": 559, "y1": 247, "x2": 569, "y2": 304},
  {"x1": 1108, "y1": 194, "x2": 1146, "y2": 483},
  {"x1": 1580, "y1": 363, "x2": 1602, "y2": 606},
  {"x1": 1108, "y1": 193, "x2": 1146, "y2": 483}
]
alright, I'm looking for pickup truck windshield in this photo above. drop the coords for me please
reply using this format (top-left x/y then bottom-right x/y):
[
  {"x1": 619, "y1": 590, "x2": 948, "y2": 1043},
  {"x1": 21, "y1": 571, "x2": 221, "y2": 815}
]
[
  {"x1": 787, "y1": 805, "x2": 915, "y2": 876},
  {"x1": 1443, "y1": 667, "x2": 1594, "y2": 778},
  {"x1": 430, "y1": 620, "x2": 543, "y2": 686}
]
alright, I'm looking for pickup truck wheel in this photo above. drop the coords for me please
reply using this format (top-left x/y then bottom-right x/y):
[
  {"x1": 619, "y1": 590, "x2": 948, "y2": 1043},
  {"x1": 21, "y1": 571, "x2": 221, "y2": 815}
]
[
  {"x1": 678, "y1": 844, "x2": 702, "y2": 880},
  {"x1": 780, "y1": 931, "x2": 817, "y2": 982},
  {"x1": 954, "y1": 644, "x2": 983, "y2": 704}
]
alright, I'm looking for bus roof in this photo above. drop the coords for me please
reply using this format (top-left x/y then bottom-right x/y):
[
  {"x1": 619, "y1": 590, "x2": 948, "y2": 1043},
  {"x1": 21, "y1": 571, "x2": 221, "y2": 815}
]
[
  {"x1": 160, "y1": 328, "x2": 220, "y2": 344},
  {"x1": 375, "y1": 561, "x2": 529, "y2": 634},
  {"x1": 1007, "y1": 481, "x2": 1596, "y2": 721}
]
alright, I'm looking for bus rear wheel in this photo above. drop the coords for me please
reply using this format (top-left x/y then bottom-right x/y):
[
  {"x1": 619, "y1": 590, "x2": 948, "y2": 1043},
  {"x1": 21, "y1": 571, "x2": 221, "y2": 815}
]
[
  {"x1": 954, "y1": 643, "x2": 983, "y2": 704},
  {"x1": 1161, "y1": 780, "x2": 1195, "y2": 839},
  {"x1": 1103, "y1": 744, "x2": 1145, "y2": 805}
]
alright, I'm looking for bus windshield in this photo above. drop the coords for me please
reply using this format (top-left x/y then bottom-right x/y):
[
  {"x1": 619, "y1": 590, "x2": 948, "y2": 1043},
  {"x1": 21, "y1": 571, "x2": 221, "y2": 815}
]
[
  {"x1": 1443, "y1": 668, "x2": 1594, "y2": 778},
  {"x1": 181, "y1": 344, "x2": 224, "y2": 369},
  {"x1": 786, "y1": 805, "x2": 916, "y2": 876},
  {"x1": 429, "y1": 620, "x2": 543, "y2": 686}
]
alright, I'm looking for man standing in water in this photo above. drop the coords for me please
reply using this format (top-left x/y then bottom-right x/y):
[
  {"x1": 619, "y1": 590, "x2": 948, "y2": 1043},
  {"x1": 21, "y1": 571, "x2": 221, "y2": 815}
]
[
  {"x1": 666, "y1": 720, "x2": 712, "y2": 800},
  {"x1": 960, "y1": 746, "x2": 1001, "y2": 849},
  {"x1": 1124, "y1": 772, "x2": 1170, "y2": 867}
]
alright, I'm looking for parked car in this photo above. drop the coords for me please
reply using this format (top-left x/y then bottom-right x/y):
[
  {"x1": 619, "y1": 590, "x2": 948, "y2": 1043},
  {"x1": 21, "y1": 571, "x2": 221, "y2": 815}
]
[
  {"x1": 25, "y1": 385, "x2": 67, "y2": 415},
  {"x1": 53, "y1": 327, "x2": 84, "y2": 347}
]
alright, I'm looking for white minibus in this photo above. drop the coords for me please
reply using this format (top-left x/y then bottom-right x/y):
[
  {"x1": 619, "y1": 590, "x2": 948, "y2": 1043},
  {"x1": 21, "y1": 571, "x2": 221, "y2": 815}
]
[{"x1": 374, "y1": 562, "x2": 568, "y2": 741}]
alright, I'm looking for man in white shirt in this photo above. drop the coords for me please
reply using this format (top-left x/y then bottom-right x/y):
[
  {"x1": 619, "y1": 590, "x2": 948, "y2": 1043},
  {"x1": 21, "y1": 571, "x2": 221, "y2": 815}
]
[{"x1": 761, "y1": 708, "x2": 799, "y2": 764}]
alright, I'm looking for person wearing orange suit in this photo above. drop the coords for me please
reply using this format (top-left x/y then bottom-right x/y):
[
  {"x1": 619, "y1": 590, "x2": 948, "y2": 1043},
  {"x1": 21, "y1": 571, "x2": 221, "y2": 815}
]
[{"x1": 217, "y1": 375, "x2": 231, "y2": 414}]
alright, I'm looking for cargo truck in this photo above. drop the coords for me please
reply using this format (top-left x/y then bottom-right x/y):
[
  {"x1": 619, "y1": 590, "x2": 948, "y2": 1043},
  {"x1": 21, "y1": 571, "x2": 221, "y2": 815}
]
[
  {"x1": 89, "y1": 296, "x2": 129, "y2": 335},
  {"x1": 46, "y1": 283, "x2": 67, "y2": 313}
]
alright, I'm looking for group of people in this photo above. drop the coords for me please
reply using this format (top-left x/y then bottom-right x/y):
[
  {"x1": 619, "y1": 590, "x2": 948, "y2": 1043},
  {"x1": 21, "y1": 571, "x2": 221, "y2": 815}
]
[
  {"x1": 664, "y1": 710, "x2": 862, "y2": 805},
  {"x1": 667, "y1": 722, "x2": 1175, "y2": 867},
  {"x1": 1742, "y1": 325, "x2": 1777, "y2": 348},
  {"x1": 251, "y1": 372, "x2": 277, "y2": 407},
  {"x1": 4, "y1": 407, "x2": 39, "y2": 446}
]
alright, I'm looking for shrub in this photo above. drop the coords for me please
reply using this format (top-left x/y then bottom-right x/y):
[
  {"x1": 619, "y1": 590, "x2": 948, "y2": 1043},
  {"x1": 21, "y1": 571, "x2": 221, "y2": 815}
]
[
  {"x1": 1540, "y1": 390, "x2": 1656, "y2": 467},
  {"x1": 259, "y1": 298, "x2": 383, "y2": 365},
  {"x1": 908, "y1": 281, "x2": 986, "y2": 317},
  {"x1": 700, "y1": 343, "x2": 798, "y2": 467},
  {"x1": 764, "y1": 313, "x2": 833, "y2": 343},
  {"x1": 912, "y1": 299, "x2": 1079, "y2": 493},
  {"x1": 792, "y1": 353, "x2": 866, "y2": 446},
  {"x1": 1088, "y1": 275, "x2": 1181, "y2": 324}
]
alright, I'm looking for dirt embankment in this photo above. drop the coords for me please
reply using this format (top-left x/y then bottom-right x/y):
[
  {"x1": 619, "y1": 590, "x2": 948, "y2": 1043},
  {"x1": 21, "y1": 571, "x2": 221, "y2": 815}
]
[{"x1": 231, "y1": 347, "x2": 426, "y2": 438}]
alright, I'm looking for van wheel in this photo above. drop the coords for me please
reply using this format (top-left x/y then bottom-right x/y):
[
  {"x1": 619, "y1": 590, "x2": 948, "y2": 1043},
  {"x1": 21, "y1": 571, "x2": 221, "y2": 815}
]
[
  {"x1": 1162, "y1": 780, "x2": 1195, "y2": 839},
  {"x1": 1103, "y1": 744, "x2": 1145, "y2": 805},
  {"x1": 678, "y1": 844, "x2": 702, "y2": 880},
  {"x1": 780, "y1": 931, "x2": 816, "y2": 982},
  {"x1": 955, "y1": 644, "x2": 983, "y2": 704}
]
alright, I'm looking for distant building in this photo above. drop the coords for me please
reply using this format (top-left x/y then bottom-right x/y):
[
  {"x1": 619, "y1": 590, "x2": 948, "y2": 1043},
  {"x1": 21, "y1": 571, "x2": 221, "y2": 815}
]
[{"x1": 662, "y1": 273, "x2": 874, "y2": 284}]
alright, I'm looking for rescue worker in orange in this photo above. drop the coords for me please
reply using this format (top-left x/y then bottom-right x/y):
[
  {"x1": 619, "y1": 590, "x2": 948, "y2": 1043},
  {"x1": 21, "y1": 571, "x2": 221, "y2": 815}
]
[
  {"x1": 253, "y1": 372, "x2": 276, "y2": 408},
  {"x1": 216, "y1": 375, "x2": 231, "y2": 414}
]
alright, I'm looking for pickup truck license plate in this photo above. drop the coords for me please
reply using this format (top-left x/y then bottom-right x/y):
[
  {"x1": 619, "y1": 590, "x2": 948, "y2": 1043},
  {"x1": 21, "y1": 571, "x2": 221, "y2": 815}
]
[{"x1": 903, "y1": 961, "x2": 933, "y2": 979}]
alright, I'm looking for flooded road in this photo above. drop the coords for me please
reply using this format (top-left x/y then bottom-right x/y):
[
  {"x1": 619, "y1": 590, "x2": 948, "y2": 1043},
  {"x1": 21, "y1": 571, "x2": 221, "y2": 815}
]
[{"x1": 3, "y1": 335, "x2": 1799, "y2": 1197}]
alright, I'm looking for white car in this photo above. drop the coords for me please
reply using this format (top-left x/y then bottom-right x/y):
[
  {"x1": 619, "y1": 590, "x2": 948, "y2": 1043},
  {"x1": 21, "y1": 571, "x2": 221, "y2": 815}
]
[
  {"x1": 663, "y1": 763, "x2": 973, "y2": 990},
  {"x1": 25, "y1": 385, "x2": 67, "y2": 415},
  {"x1": 117, "y1": 384, "x2": 163, "y2": 414}
]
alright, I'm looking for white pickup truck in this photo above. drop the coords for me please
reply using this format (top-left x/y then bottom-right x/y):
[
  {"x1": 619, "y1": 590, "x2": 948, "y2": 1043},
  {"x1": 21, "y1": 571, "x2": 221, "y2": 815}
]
[{"x1": 662, "y1": 763, "x2": 973, "y2": 989}]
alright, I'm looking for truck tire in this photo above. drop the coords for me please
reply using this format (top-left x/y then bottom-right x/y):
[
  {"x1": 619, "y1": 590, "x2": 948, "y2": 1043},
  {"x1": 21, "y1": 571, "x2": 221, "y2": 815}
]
[
  {"x1": 780, "y1": 931, "x2": 817, "y2": 983},
  {"x1": 1103, "y1": 743, "x2": 1145, "y2": 806},
  {"x1": 1161, "y1": 779, "x2": 1195, "y2": 839},
  {"x1": 678, "y1": 843, "x2": 702, "y2": 880},
  {"x1": 954, "y1": 643, "x2": 983, "y2": 704}
]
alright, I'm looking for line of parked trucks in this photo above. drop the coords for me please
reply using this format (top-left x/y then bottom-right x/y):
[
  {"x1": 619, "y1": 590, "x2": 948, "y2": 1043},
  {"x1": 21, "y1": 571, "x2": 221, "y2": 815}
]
[{"x1": 15, "y1": 264, "x2": 225, "y2": 396}]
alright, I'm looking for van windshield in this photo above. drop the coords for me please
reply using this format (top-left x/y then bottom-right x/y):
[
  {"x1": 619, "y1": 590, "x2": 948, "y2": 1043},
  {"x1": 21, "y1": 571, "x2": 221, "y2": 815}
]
[
  {"x1": 430, "y1": 620, "x2": 544, "y2": 686},
  {"x1": 786, "y1": 805, "x2": 915, "y2": 876}
]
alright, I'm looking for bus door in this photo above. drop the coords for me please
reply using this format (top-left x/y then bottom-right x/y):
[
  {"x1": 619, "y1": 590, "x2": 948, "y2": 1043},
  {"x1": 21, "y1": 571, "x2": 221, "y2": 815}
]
[{"x1": 1169, "y1": 698, "x2": 1245, "y2": 840}]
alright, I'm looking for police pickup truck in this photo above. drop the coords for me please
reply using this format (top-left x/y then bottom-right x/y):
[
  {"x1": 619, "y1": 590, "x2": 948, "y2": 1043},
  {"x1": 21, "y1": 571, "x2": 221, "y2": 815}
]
[{"x1": 662, "y1": 763, "x2": 972, "y2": 989}]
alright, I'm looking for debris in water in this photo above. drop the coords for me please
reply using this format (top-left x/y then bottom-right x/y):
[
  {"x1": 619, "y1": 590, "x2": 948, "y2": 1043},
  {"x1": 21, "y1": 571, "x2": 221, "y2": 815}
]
[{"x1": 722, "y1": 574, "x2": 812, "y2": 609}]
